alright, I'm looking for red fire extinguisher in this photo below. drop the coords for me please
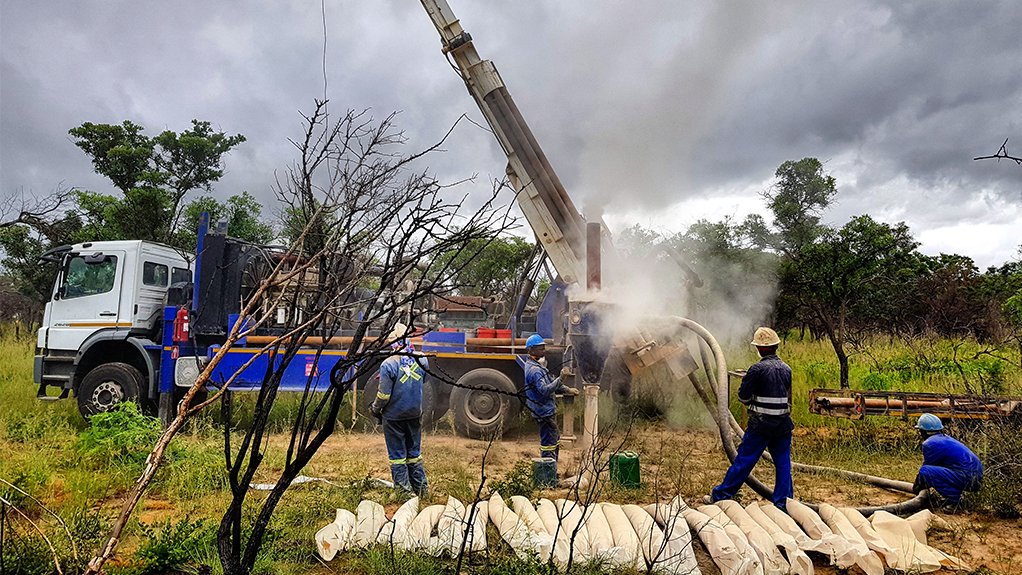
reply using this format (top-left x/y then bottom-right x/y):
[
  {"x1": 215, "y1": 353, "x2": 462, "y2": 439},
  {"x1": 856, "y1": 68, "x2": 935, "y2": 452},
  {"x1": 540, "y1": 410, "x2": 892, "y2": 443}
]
[{"x1": 172, "y1": 307, "x2": 190, "y2": 343}]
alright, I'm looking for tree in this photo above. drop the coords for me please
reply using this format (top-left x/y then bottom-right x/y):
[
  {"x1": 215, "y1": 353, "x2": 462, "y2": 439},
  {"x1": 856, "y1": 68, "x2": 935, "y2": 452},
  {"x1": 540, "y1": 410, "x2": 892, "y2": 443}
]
[
  {"x1": 787, "y1": 215, "x2": 920, "y2": 387},
  {"x1": 82, "y1": 103, "x2": 511, "y2": 575},
  {"x1": 437, "y1": 235, "x2": 535, "y2": 302},
  {"x1": 765, "y1": 157, "x2": 837, "y2": 256},
  {"x1": 174, "y1": 192, "x2": 275, "y2": 250},
  {"x1": 68, "y1": 119, "x2": 245, "y2": 243}
]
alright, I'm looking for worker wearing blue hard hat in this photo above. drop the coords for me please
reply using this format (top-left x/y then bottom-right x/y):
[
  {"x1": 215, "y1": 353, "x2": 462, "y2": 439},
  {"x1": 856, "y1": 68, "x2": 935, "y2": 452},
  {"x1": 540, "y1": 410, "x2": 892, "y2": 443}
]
[
  {"x1": 521, "y1": 334, "x2": 577, "y2": 464},
  {"x1": 912, "y1": 413, "x2": 983, "y2": 510}
]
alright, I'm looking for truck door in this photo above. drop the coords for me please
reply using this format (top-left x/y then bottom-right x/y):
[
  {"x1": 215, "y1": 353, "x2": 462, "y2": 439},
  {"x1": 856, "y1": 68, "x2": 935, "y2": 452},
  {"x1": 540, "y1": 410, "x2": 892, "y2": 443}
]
[
  {"x1": 133, "y1": 259, "x2": 170, "y2": 329},
  {"x1": 46, "y1": 250, "x2": 126, "y2": 353}
]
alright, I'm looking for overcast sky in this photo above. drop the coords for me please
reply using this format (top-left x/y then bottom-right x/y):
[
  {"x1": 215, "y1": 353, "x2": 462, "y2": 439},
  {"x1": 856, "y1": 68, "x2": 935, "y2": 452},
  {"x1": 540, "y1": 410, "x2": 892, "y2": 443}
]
[{"x1": 2, "y1": 1, "x2": 1021, "y2": 268}]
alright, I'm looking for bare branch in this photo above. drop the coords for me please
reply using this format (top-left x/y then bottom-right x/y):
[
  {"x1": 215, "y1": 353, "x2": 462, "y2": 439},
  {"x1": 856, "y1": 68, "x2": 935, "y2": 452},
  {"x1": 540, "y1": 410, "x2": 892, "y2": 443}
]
[{"x1": 974, "y1": 138, "x2": 1022, "y2": 165}]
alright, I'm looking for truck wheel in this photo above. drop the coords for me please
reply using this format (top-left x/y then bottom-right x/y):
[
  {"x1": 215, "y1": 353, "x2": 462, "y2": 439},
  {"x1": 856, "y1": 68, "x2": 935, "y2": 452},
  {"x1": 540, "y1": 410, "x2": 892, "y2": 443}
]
[
  {"x1": 450, "y1": 368, "x2": 521, "y2": 439},
  {"x1": 357, "y1": 374, "x2": 439, "y2": 429},
  {"x1": 77, "y1": 362, "x2": 143, "y2": 418}
]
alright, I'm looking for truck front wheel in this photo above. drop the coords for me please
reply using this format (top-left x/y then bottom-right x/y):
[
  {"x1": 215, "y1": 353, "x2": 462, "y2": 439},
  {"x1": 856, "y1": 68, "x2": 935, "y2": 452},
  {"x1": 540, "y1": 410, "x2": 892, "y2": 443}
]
[
  {"x1": 450, "y1": 369, "x2": 521, "y2": 439},
  {"x1": 77, "y1": 362, "x2": 143, "y2": 418}
]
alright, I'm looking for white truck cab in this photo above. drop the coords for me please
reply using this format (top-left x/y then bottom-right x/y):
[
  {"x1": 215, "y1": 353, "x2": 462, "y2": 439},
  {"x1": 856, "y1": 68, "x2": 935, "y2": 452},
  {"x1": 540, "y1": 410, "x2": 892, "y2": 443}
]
[{"x1": 34, "y1": 240, "x2": 191, "y2": 416}]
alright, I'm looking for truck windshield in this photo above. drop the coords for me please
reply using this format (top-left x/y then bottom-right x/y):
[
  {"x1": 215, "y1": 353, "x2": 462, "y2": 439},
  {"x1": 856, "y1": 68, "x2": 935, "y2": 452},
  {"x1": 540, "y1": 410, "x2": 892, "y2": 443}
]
[{"x1": 63, "y1": 255, "x2": 118, "y2": 298}]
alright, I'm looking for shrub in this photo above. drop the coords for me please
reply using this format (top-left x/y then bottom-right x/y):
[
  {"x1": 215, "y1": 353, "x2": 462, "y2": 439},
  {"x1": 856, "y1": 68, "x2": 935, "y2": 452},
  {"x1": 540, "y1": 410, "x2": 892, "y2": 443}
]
[
  {"x1": 73, "y1": 402, "x2": 162, "y2": 467},
  {"x1": 861, "y1": 372, "x2": 893, "y2": 391},
  {"x1": 130, "y1": 517, "x2": 213, "y2": 575},
  {"x1": 489, "y1": 460, "x2": 535, "y2": 499}
]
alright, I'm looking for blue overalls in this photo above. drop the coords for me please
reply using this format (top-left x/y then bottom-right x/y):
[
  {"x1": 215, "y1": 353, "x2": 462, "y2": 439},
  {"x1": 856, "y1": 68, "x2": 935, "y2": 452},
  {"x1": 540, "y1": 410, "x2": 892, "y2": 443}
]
[
  {"x1": 372, "y1": 344, "x2": 429, "y2": 494},
  {"x1": 916, "y1": 433, "x2": 983, "y2": 504},
  {"x1": 711, "y1": 354, "x2": 794, "y2": 508},
  {"x1": 521, "y1": 356, "x2": 562, "y2": 460}
]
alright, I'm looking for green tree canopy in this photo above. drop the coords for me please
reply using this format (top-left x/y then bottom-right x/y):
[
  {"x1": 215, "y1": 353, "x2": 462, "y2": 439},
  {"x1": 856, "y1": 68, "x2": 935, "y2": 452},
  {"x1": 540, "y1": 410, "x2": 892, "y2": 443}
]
[{"x1": 68, "y1": 119, "x2": 245, "y2": 243}]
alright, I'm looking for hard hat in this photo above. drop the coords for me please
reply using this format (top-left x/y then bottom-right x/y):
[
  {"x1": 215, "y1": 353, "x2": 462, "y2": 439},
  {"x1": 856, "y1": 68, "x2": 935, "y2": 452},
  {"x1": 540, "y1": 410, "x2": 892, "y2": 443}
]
[
  {"x1": 751, "y1": 327, "x2": 781, "y2": 347},
  {"x1": 525, "y1": 334, "x2": 545, "y2": 348},
  {"x1": 388, "y1": 322, "x2": 409, "y2": 343},
  {"x1": 915, "y1": 413, "x2": 943, "y2": 432}
]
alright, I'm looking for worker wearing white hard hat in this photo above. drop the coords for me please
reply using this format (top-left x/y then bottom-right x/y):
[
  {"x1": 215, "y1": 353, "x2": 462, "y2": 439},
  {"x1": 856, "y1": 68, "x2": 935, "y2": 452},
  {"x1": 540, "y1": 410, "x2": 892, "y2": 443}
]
[
  {"x1": 371, "y1": 322, "x2": 429, "y2": 495},
  {"x1": 709, "y1": 326, "x2": 794, "y2": 509}
]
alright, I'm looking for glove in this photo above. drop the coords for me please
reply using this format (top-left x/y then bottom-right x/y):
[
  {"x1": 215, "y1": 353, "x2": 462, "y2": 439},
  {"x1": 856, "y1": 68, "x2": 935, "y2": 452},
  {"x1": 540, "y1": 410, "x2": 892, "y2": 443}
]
[
  {"x1": 558, "y1": 385, "x2": 579, "y2": 396},
  {"x1": 370, "y1": 404, "x2": 383, "y2": 423}
]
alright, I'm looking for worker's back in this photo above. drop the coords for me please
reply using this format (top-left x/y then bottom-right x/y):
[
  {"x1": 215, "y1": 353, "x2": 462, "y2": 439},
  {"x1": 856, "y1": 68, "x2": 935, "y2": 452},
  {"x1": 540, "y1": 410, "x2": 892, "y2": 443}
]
[
  {"x1": 378, "y1": 351, "x2": 428, "y2": 421},
  {"x1": 922, "y1": 433, "x2": 983, "y2": 477}
]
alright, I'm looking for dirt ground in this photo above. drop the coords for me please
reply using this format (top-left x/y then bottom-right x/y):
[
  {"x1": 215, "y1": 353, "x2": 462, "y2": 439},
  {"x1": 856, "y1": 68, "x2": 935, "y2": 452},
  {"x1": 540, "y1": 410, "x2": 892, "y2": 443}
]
[{"x1": 295, "y1": 424, "x2": 1021, "y2": 575}]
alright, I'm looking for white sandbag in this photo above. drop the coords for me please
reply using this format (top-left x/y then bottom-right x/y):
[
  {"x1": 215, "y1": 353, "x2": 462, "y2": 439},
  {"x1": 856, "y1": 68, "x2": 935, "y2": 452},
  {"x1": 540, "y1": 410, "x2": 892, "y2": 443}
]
[
  {"x1": 644, "y1": 503, "x2": 666, "y2": 526},
  {"x1": 437, "y1": 496, "x2": 469, "y2": 556},
  {"x1": 784, "y1": 499, "x2": 833, "y2": 540},
  {"x1": 555, "y1": 499, "x2": 594, "y2": 562},
  {"x1": 744, "y1": 503, "x2": 814, "y2": 575},
  {"x1": 352, "y1": 500, "x2": 387, "y2": 548},
  {"x1": 490, "y1": 493, "x2": 552, "y2": 561},
  {"x1": 315, "y1": 523, "x2": 343, "y2": 561},
  {"x1": 784, "y1": 499, "x2": 856, "y2": 568},
  {"x1": 465, "y1": 500, "x2": 488, "y2": 553},
  {"x1": 716, "y1": 500, "x2": 790, "y2": 575},
  {"x1": 623, "y1": 504, "x2": 670, "y2": 570},
  {"x1": 646, "y1": 496, "x2": 692, "y2": 528},
  {"x1": 584, "y1": 501, "x2": 618, "y2": 562},
  {"x1": 908, "y1": 509, "x2": 951, "y2": 533},
  {"x1": 660, "y1": 511, "x2": 702, "y2": 575},
  {"x1": 600, "y1": 503, "x2": 643, "y2": 570},
  {"x1": 682, "y1": 507, "x2": 757, "y2": 575},
  {"x1": 870, "y1": 511, "x2": 950, "y2": 573},
  {"x1": 315, "y1": 508, "x2": 356, "y2": 560},
  {"x1": 510, "y1": 495, "x2": 549, "y2": 535},
  {"x1": 697, "y1": 505, "x2": 763, "y2": 575},
  {"x1": 537, "y1": 498, "x2": 573, "y2": 566},
  {"x1": 870, "y1": 511, "x2": 943, "y2": 572},
  {"x1": 818, "y1": 504, "x2": 883, "y2": 575},
  {"x1": 408, "y1": 504, "x2": 445, "y2": 554},
  {"x1": 376, "y1": 496, "x2": 419, "y2": 549},
  {"x1": 838, "y1": 507, "x2": 897, "y2": 565}
]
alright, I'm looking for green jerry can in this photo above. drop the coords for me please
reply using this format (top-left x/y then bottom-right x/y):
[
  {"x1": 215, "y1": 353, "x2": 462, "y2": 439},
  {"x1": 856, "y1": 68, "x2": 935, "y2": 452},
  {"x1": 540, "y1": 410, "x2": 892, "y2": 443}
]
[
  {"x1": 532, "y1": 457, "x2": 558, "y2": 488},
  {"x1": 610, "y1": 451, "x2": 641, "y2": 488}
]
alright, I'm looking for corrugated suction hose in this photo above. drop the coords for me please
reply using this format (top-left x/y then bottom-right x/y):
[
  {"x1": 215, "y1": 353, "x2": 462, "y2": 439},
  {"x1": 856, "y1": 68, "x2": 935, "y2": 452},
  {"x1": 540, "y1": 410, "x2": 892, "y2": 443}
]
[{"x1": 667, "y1": 316, "x2": 928, "y2": 516}]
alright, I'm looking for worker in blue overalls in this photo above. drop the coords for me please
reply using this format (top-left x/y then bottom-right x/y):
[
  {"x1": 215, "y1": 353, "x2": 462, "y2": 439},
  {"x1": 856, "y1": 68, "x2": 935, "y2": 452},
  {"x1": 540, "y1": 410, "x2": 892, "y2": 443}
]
[
  {"x1": 913, "y1": 413, "x2": 983, "y2": 509},
  {"x1": 709, "y1": 327, "x2": 793, "y2": 509},
  {"x1": 521, "y1": 334, "x2": 577, "y2": 463},
  {"x1": 370, "y1": 323, "x2": 429, "y2": 496}
]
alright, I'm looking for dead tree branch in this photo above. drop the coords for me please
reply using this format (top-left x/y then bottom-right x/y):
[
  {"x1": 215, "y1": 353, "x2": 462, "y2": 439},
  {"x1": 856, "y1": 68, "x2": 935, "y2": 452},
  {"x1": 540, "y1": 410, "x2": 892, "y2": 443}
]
[{"x1": 974, "y1": 138, "x2": 1022, "y2": 165}]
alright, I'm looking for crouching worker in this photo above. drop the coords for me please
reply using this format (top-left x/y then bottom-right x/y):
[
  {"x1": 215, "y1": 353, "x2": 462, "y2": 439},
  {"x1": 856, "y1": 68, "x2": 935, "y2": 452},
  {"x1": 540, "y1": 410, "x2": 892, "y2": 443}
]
[
  {"x1": 913, "y1": 413, "x2": 983, "y2": 509},
  {"x1": 370, "y1": 323, "x2": 429, "y2": 496},
  {"x1": 521, "y1": 334, "x2": 577, "y2": 464}
]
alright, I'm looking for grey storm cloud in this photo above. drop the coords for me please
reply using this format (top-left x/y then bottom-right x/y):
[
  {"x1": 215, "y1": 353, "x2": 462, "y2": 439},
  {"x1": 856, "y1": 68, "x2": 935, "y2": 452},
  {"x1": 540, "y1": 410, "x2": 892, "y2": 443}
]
[{"x1": 2, "y1": 0, "x2": 1021, "y2": 264}]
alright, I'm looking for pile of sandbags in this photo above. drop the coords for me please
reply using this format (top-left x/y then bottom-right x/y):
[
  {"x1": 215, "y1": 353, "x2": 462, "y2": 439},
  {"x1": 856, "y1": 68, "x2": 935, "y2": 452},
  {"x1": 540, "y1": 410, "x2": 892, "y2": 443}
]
[{"x1": 315, "y1": 494, "x2": 965, "y2": 574}]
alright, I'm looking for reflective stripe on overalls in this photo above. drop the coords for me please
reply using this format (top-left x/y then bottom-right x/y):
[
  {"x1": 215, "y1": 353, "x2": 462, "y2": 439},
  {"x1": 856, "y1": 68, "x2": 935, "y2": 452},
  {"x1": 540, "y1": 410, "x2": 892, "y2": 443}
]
[
  {"x1": 400, "y1": 364, "x2": 422, "y2": 383},
  {"x1": 749, "y1": 395, "x2": 790, "y2": 416}
]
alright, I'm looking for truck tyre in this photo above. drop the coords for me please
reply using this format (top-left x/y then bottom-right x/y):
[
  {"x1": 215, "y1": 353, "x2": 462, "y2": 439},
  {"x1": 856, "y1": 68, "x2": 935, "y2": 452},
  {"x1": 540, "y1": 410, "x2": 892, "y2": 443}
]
[
  {"x1": 77, "y1": 362, "x2": 144, "y2": 418},
  {"x1": 450, "y1": 368, "x2": 521, "y2": 439},
  {"x1": 357, "y1": 374, "x2": 440, "y2": 430}
]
